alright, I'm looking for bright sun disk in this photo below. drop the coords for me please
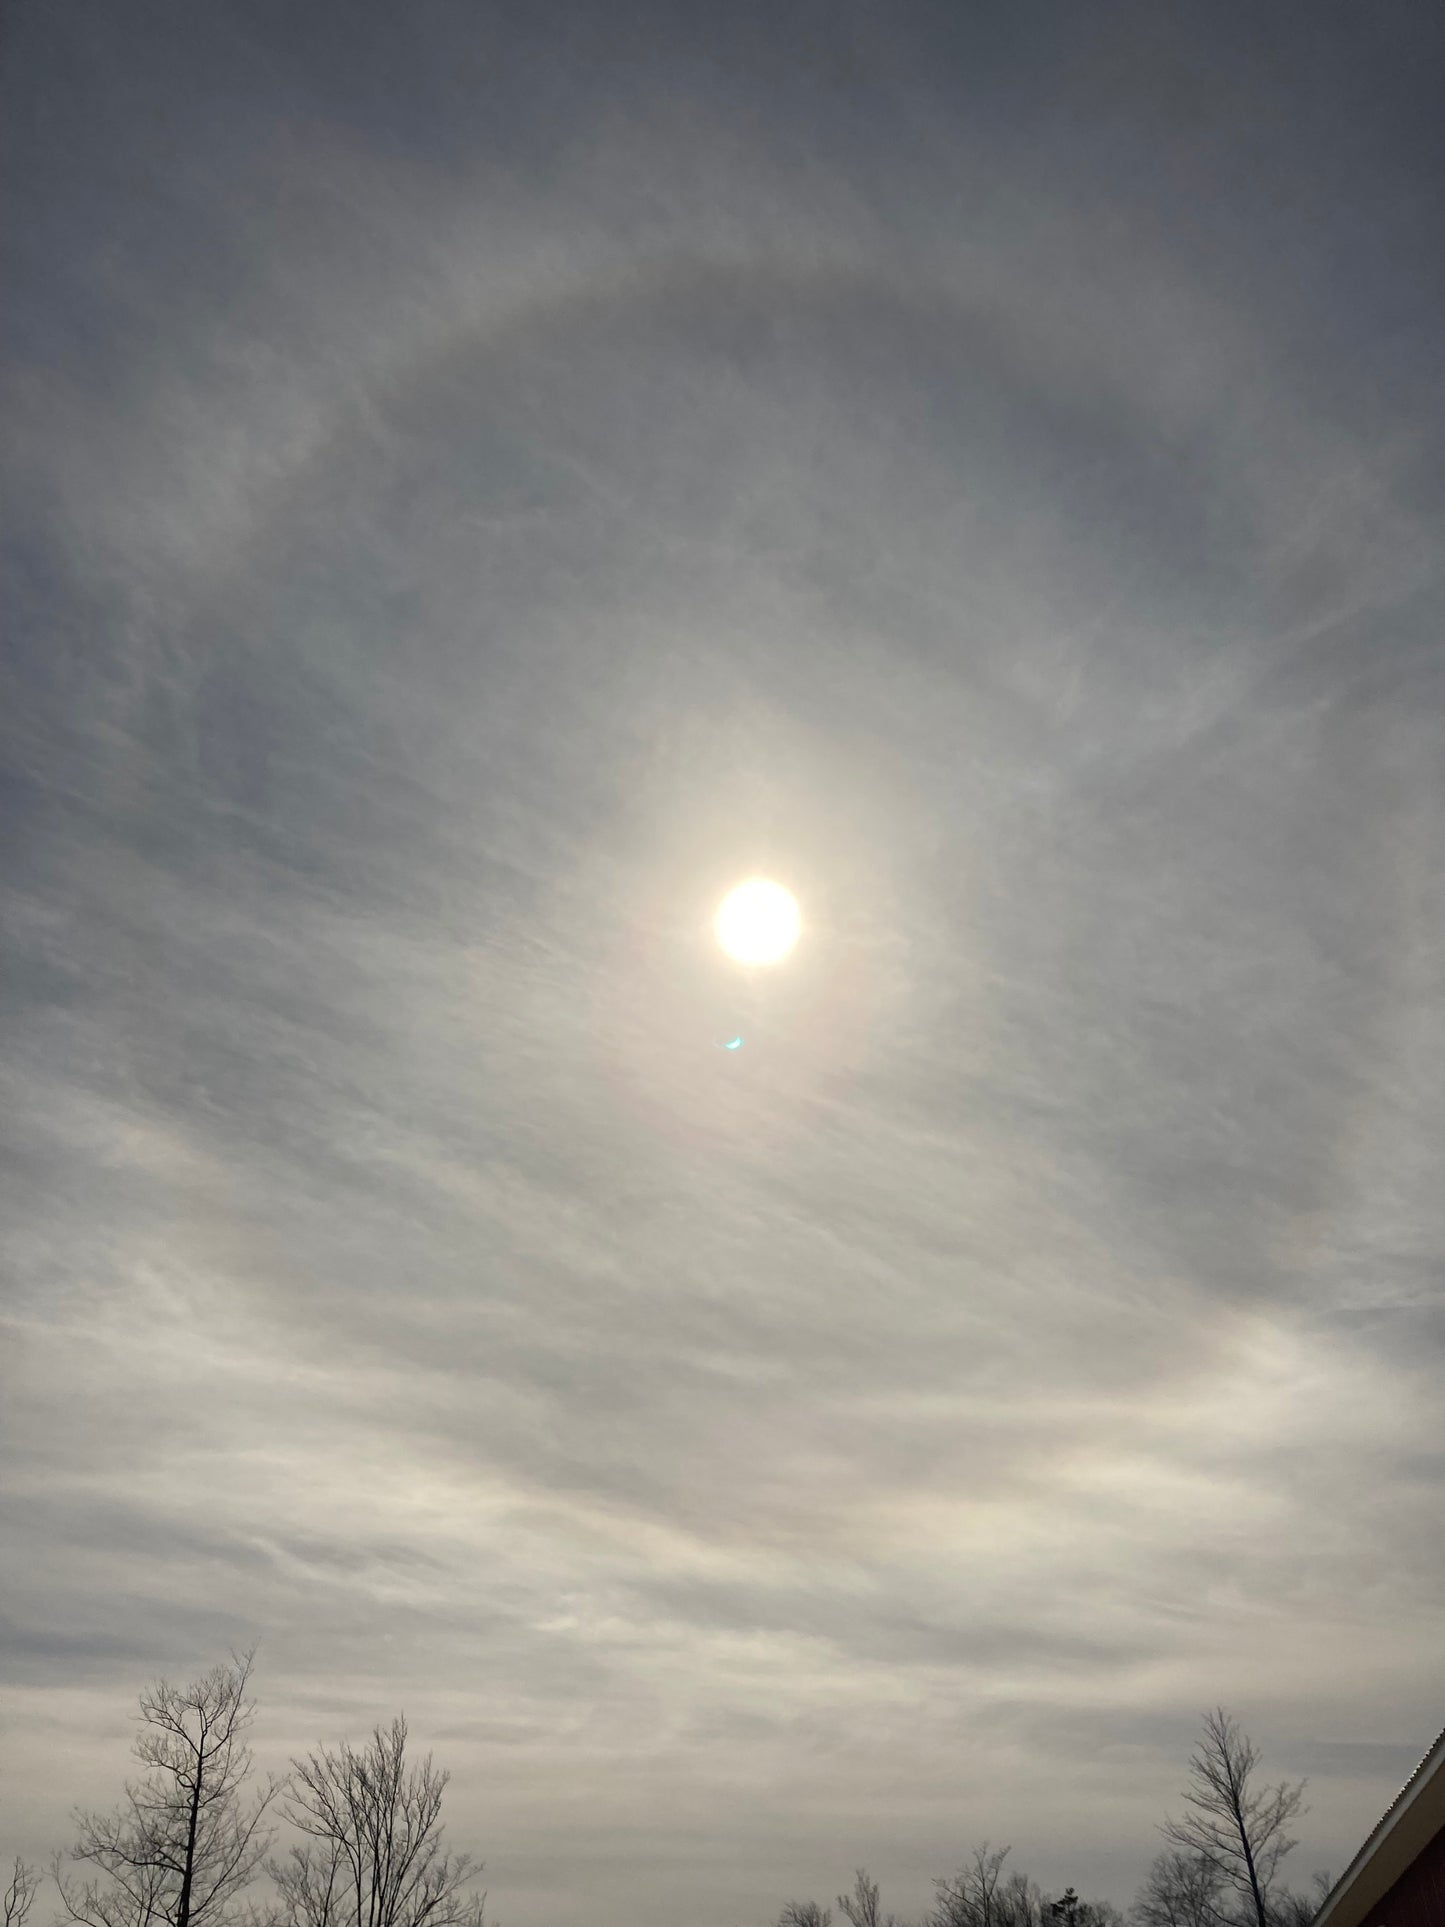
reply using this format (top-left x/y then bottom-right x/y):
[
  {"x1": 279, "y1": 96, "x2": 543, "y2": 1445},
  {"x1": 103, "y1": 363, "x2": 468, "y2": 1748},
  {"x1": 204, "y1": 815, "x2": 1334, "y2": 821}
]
[{"x1": 714, "y1": 877, "x2": 800, "y2": 966}]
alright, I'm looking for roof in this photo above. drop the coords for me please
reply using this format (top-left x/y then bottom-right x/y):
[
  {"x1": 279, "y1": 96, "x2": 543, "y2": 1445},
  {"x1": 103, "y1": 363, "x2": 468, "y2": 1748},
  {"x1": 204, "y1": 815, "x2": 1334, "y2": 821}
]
[{"x1": 1312, "y1": 1722, "x2": 1445, "y2": 1927}]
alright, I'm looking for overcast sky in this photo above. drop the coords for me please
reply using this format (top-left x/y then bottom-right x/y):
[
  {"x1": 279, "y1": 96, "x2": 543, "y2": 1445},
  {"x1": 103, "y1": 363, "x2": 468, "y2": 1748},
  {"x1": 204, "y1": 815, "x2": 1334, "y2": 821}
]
[{"x1": 3, "y1": 4, "x2": 1444, "y2": 1924}]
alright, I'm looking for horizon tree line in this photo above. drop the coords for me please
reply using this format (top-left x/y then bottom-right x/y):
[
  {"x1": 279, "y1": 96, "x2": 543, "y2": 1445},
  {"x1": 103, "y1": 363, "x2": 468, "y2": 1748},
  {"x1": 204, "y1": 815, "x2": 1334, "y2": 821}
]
[
  {"x1": 4, "y1": 1653, "x2": 490, "y2": 1927},
  {"x1": 770, "y1": 1709, "x2": 1327, "y2": 1927},
  {"x1": 3, "y1": 1658, "x2": 1332, "y2": 1927}
]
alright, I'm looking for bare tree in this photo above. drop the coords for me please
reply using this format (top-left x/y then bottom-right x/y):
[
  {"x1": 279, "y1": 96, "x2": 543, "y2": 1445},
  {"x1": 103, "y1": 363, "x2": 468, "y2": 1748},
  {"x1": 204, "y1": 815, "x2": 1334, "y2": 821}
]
[
  {"x1": 996, "y1": 1872, "x2": 1045, "y2": 1927},
  {"x1": 54, "y1": 1653, "x2": 274, "y2": 1927},
  {"x1": 836, "y1": 1870, "x2": 903, "y2": 1927},
  {"x1": 1263, "y1": 1896, "x2": 1310, "y2": 1927},
  {"x1": 1130, "y1": 1850, "x2": 1225, "y2": 1927},
  {"x1": 4, "y1": 1860, "x2": 41, "y2": 1927},
  {"x1": 930, "y1": 1845, "x2": 1014, "y2": 1927},
  {"x1": 269, "y1": 1717, "x2": 486, "y2": 1927},
  {"x1": 1264, "y1": 1871, "x2": 1334, "y2": 1927},
  {"x1": 776, "y1": 1905, "x2": 833, "y2": 1927},
  {"x1": 1160, "y1": 1711, "x2": 1306, "y2": 1927}
]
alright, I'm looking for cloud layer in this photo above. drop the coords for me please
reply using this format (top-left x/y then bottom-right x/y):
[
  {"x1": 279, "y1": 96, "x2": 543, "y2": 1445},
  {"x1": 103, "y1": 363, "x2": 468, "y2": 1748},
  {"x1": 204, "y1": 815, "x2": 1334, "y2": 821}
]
[{"x1": 4, "y1": 4, "x2": 1444, "y2": 1923}]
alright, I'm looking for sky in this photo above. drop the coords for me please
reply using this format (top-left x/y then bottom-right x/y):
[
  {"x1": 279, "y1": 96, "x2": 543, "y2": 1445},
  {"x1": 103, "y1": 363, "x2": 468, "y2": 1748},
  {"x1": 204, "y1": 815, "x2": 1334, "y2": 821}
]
[{"x1": 3, "y1": 3, "x2": 1444, "y2": 1923}]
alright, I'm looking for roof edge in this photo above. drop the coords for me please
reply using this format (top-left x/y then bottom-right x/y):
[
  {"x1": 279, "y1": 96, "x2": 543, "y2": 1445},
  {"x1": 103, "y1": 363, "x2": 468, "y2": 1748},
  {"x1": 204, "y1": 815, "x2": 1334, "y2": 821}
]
[{"x1": 1312, "y1": 1722, "x2": 1445, "y2": 1927}]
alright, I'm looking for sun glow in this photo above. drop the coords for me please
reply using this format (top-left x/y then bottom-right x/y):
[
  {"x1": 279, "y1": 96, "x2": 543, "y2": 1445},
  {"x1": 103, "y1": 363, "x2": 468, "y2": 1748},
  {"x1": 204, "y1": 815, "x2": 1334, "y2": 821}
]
[{"x1": 714, "y1": 878, "x2": 800, "y2": 967}]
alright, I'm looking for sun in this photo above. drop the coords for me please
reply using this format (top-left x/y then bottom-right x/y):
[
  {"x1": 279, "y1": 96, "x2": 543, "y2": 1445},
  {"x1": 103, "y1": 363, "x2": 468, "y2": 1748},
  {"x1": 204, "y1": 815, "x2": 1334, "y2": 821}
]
[{"x1": 714, "y1": 877, "x2": 801, "y2": 967}]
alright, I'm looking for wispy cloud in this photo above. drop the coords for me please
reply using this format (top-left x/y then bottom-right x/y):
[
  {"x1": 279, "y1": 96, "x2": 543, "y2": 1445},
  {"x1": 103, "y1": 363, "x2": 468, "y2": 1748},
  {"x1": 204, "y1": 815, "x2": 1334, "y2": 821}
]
[{"x1": 4, "y1": 4, "x2": 1444, "y2": 1924}]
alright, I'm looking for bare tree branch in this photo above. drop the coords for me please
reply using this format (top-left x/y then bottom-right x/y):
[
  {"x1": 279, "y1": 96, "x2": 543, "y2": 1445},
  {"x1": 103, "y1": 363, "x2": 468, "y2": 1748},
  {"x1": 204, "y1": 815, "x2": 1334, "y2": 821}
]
[
  {"x1": 266, "y1": 1718, "x2": 486, "y2": 1927},
  {"x1": 4, "y1": 1861, "x2": 40, "y2": 1927},
  {"x1": 1159, "y1": 1711, "x2": 1306, "y2": 1927},
  {"x1": 55, "y1": 1653, "x2": 275, "y2": 1927},
  {"x1": 775, "y1": 1904, "x2": 833, "y2": 1927},
  {"x1": 1129, "y1": 1849, "x2": 1230, "y2": 1927},
  {"x1": 930, "y1": 1844, "x2": 1017, "y2": 1927}
]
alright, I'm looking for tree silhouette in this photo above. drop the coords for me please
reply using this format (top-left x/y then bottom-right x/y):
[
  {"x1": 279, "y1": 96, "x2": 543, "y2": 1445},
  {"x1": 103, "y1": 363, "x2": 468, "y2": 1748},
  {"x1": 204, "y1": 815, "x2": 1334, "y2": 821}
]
[
  {"x1": 55, "y1": 1653, "x2": 273, "y2": 1927},
  {"x1": 268, "y1": 1716, "x2": 486, "y2": 1927},
  {"x1": 1160, "y1": 1710, "x2": 1306, "y2": 1927},
  {"x1": 4, "y1": 1860, "x2": 40, "y2": 1927}
]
